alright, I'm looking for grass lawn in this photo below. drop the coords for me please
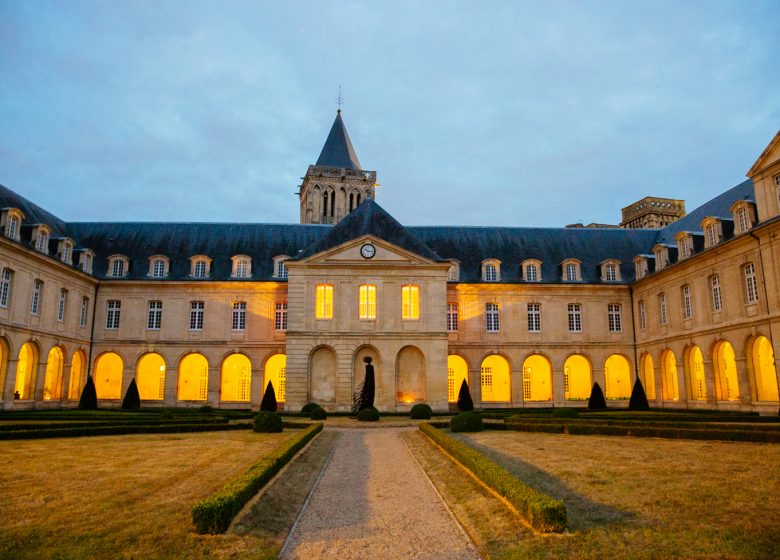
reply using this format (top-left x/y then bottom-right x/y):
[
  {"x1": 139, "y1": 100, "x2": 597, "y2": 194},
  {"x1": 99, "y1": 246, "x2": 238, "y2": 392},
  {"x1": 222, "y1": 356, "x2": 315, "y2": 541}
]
[
  {"x1": 428, "y1": 430, "x2": 780, "y2": 559},
  {"x1": 0, "y1": 430, "x2": 295, "y2": 559}
]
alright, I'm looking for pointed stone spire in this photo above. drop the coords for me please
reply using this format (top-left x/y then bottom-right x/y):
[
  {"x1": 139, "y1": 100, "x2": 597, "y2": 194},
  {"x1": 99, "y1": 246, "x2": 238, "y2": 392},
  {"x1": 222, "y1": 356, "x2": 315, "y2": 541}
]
[{"x1": 316, "y1": 110, "x2": 362, "y2": 170}]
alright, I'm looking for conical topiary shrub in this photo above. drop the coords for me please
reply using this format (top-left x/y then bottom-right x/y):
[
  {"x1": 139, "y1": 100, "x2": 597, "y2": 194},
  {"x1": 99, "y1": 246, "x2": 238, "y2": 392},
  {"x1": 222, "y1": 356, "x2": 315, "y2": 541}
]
[
  {"x1": 79, "y1": 375, "x2": 98, "y2": 410},
  {"x1": 628, "y1": 377, "x2": 650, "y2": 410},
  {"x1": 260, "y1": 381, "x2": 278, "y2": 412},
  {"x1": 456, "y1": 379, "x2": 474, "y2": 412},
  {"x1": 121, "y1": 378, "x2": 141, "y2": 410},
  {"x1": 588, "y1": 382, "x2": 607, "y2": 410}
]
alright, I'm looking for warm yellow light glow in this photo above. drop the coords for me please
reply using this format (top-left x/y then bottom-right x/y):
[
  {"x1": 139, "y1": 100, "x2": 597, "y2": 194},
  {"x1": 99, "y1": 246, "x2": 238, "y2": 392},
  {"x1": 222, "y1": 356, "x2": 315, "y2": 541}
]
[
  {"x1": 447, "y1": 355, "x2": 469, "y2": 402},
  {"x1": 752, "y1": 336, "x2": 779, "y2": 402},
  {"x1": 15, "y1": 342, "x2": 37, "y2": 400},
  {"x1": 359, "y1": 284, "x2": 377, "y2": 319},
  {"x1": 95, "y1": 352, "x2": 123, "y2": 400},
  {"x1": 401, "y1": 285, "x2": 419, "y2": 320},
  {"x1": 604, "y1": 354, "x2": 631, "y2": 399},
  {"x1": 641, "y1": 353, "x2": 656, "y2": 399},
  {"x1": 178, "y1": 353, "x2": 208, "y2": 401},
  {"x1": 221, "y1": 353, "x2": 252, "y2": 402},
  {"x1": 714, "y1": 341, "x2": 739, "y2": 401},
  {"x1": 481, "y1": 354, "x2": 511, "y2": 402},
  {"x1": 563, "y1": 354, "x2": 591, "y2": 400},
  {"x1": 687, "y1": 346, "x2": 706, "y2": 400},
  {"x1": 315, "y1": 284, "x2": 333, "y2": 319},
  {"x1": 43, "y1": 346, "x2": 64, "y2": 400},
  {"x1": 68, "y1": 350, "x2": 85, "y2": 400},
  {"x1": 137, "y1": 353, "x2": 166, "y2": 400},
  {"x1": 661, "y1": 350, "x2": 679, "y2": 401},
  {"x1": 264, "y1": 354, "x2": 287, "y2": 402},
  {"x1": 396, "y1": 346, "x2": 425, "y2": 403},
  {"x1": 521, "y1": 355, "x2": 552, "y2": 402}
]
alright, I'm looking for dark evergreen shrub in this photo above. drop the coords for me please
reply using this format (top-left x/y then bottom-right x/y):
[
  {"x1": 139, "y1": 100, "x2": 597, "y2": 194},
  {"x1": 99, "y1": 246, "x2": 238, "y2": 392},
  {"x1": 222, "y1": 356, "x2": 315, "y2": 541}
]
[
  {"x1": 253, "y1": 411, "x2": 283, "y2": 433},
  {"x1": 260, "y1": 382, "x2": 278, "y2": 412},
  {"x1": 357, "y1": 407, "x2": 379, "y2": 422},
  {"x1": 456, "y1": 379, "x2": 474, "y2": 412},
  {"x1": 161, "y1": 409, "x2": 174, "y2": 420},
  {"x1": 78, "y1": 375, "x2": 98, "y2": 410},
  {"x1": 121, "y1": 378, "x2": 141, "y2": 410},
  {"x1": 450, "y1": 411, "x2": 484, "y2": 432},
  {"x1": 552, "y1": 407, "x2": 578, "y2": 418},
  {"x1": 351, "y1": 357, "x2": 376, "y2": 414},
  {"x1": 588, "y1": 382, "x2": 607, "y2": 410},
  {"x1": 301, "y1": 402, "x2": 321, "y2": 414},
  {"x1": 410, "y1": 403, "x2": 432, "y2": 419},
  {"x1": 310, "y1": 407, "x2": 328, "y2": 420},
  {"x1": 198, "y1": 405, "x2": 214, "y2": 413},
  {"x1": 628, "y1": 377, "x2": 651, "y2": 411}
]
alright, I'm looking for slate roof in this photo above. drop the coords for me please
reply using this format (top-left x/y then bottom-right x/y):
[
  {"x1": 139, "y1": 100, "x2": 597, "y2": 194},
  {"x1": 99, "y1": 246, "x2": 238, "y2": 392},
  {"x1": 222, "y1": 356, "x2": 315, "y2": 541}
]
[
  {"x1": 315, "y1": 110, "x2": 363, "y2": 170},
  {"x1": 0, "y1": 183, "x2": 70, "y2": 239}
]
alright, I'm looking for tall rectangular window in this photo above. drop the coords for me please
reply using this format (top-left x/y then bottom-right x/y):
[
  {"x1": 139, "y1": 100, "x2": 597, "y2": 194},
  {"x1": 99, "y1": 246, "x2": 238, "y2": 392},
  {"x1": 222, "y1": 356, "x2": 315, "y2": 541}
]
[
  {"x1": 111, "y1": 259, "x2": 125, "y2": 278},
  {"x1": 189, "y1": 301, "x2": 204, "y2": 331},
  {"x1": 659, "y1": 293, "x2": 667, "y2": 325},
  {"x1": 359, "y1": 284, "x2": 377, "y2": 319},
  {"x1": 682, "y1": 284, "x2": 693, "y2": 319},
  {"x1": 744, "y1": 263, "x2": 759, "y2": 303},
  {"x1": 710, "y1": 275, "x2": 723, "y2": 311},
  {"x1": 527, "y1": 303, "x2": 541, "y2": 332},
  {"x1": 736, "y1": 207, "x2": 749, "y2": 233},
  {"x1": 274, "y1": 302, "x2": 287, "y2": 331},
  {"x1": 484, "y1": 264, "x2": 497, "y2": 282},
  {"x1": 232, "y1": 301, "x2": 247, "y2": 331},
  {"x1": 277, "y1": 260, "x2": 288, "y2": 279},
  {"x1": 526, "y1": 264, "x2": 538, "y2": 282},
  {"x1": 106, "y1": 300, "x2": 121, "y2": 330},
  {"x1": 315, "y1": 284, "x2": 333, "y2": 319},
  {"x1": 0, "y1": 268, "x2": 12, "y2": 308},
  {"x1": 80, "y1": 297, "x2": 89, "y2": 327},
  {"x1": 605, "y1": 264, "x2": 617, "y2": 282},
  {"x1": 638, "y1": 300, "x2": 646, "y2": 330},
  {"x1": 566, "y1": 263, "x2": 578, "y2": 281},
  {"x1": 152, "y1": 260, "x2": 165, "y2": 278},
  {"x1": 147, "y1": 300, "x2": 162, "y2": 330},
  {"x1": 447, "y1": 302, "x2": 459, "y2": 332},
  {"x1": 608, "y1": 303, "x2": 622, "y2": 333},
  {"x1": 30, "y1": 279, "x2": 43, "y2": 316},
  {"x1": 193, "y1": 260, "x2": 206, "y2": 278},
  {"x1": 57, "y1": 289, "x2": 67, "y2": 322},
  {"x1": 486, "y1": 302, "x2": 500, "y2": 332},
  {"x1": 401, "y1": 285, "x2": 419, "y2": 320},
  {"x1": 568, "y1": 303, "x2": 582, "y2": 332},
  {"x1": 6, "y1": 216, "x2": 18, "y2": 239}
]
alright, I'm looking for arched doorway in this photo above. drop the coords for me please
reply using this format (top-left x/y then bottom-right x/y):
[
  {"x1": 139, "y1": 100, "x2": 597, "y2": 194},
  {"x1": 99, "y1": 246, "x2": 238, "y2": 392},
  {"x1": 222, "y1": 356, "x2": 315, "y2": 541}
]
[
  {"x1": 521, "y1": 354, "x2": 552, "y2": 402},
  {"x1": 95, "y1": 352, "x2": 123, "y2": 400},
  {"x1": 43, "y1": 346, "x2": 65, "y2": 400},
  {"x1": 137, "y1": 353, "x2": 166, "y2": 401},
  {"x1": 177, "y1": 353, "x2": 208, "y2": 401},
  {"x1": 310, "y1": 346, "x2": 337, "y2": 404},
  {"x1": 14, "y1": 342, "x2": 38, "y2": 400},
  {"x1": 713, "y1": 341, "x2": 739, "y2": 401},
  {"x1": 480, "y1": 355, "x2": 511, "y2": 402},
  {"x1": 264, "y1": 354, "x2": 287, "y2": 403},
  {"x1": 68, "y1": 350, "x2": 86, "y2": 400},
  {"x1": 220, "y1": 353, "x2": 252, "y2": 402},
  {"x1": 396, "y1": 346, "x2": 425, "y2": 404},
  {"x1": 686, "y1": 346, "x2": 706, "y2": 400},
  {"x1": 604, "y1": 354, "x2": 631, "y2": 399},
  {"x1": 563, "y1": 354, "x2": 591, "y2": 400},
  {"x1": 661, "y1": 350, "x2": 679, "y2": 401},
  {"x1": 0, "y1": 337, "x2": 8, "y2": 400},
  {"x1": 447, "y1": 355, "x2": 469, "y2": 403},
  {"x1": 750, "y1": 336, "x2": 779, "y2": 402},
  {"x1": 640, "y1": 353, "x2": 656, "y2": 400}
]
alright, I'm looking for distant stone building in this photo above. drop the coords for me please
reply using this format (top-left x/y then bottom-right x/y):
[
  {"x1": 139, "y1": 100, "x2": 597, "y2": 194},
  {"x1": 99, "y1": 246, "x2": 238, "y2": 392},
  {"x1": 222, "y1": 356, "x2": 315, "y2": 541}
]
[{"x1": 621, "y1": 196, "x2": 687, "y2": 229}]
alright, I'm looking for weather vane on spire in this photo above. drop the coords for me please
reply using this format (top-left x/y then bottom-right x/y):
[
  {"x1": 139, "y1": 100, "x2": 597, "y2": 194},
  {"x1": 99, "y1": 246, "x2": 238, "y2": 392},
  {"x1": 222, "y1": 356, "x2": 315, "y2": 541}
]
[{"x1": 337, "y1": 85, "x2": 343, "y2": 112}]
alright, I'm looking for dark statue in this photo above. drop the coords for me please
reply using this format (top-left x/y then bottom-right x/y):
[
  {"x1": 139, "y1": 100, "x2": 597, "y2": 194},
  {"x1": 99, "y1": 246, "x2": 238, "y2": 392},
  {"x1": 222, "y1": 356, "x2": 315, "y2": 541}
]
[{"x1": 352, "y1": 356, "x2": 375, "y2": 414}]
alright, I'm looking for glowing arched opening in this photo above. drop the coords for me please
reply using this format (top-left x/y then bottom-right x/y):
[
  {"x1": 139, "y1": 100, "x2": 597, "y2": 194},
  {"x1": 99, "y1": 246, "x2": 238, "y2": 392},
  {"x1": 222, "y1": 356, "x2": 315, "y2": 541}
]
[
  {"x1": 137, "y1": 353, "x2": 166, "y2": 401},
  {"x1": 563, "y1": 354, "x2": 591, "y2": 400},
  {"x1": 480, "y1": 355, "x2": 511, "y2": 402},
  {"x1": 264, "y1": 354, "x2": 287, "y2": 402},
  {"x1": 43, "y1": 346, "x2": 65, "y2": 400},
  {"x1": 95, "y1": 352, "x2": 123, "y2": 400},
  {"x1": 604, "y1": 354, "x2": 631, "y2": 399},
  {"x1": 521, "y1": 355, "x2": 552, "y2": 402},
  {"x1": 178, "y1": 353, "x2": 209, "y2": 401},
  {"x1": 661, "y1": 350, "x2": 679, "y2": 401},
  {"x1": 640, "y1": 353, "x2": 656, "y2": 400},
  {"x1": 14, "y1": 342, "x2": 38, "y2": 400},
  {"x1": 447, "y1": 355, "x2": 469, "y2": 403},
  {"x1": 686, "y1": 346, "x2": 706, "y2": 400},
  {"x1": 751, "y1": 336, "x2": 779, "y2": 402},
  {"x1": 68, "y1": 350, "x2": 85, "y2": 400},
  {"x1": 714, "y1": 341, "x2": 739, "y2": 401},
  {"x1": 221, "y1": 353, "x2": 252, "y2": 402},
  {"x1": 396, "y1": 346, "x2": 425, "y2": 403}
]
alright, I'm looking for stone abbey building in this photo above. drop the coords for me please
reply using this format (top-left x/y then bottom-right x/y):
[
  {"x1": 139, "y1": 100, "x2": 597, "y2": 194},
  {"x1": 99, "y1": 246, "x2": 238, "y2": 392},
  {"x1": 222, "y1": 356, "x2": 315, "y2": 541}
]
[{"x1": 1, "y1": 113, "x2": 779, "y2": 413}]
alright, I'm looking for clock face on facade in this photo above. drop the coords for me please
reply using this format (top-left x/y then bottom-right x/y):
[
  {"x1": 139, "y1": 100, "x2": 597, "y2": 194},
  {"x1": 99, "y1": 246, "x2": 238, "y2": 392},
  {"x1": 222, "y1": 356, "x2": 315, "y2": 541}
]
[{"x1": 360, "y1": 243, "x2": 376, "y2": 259}]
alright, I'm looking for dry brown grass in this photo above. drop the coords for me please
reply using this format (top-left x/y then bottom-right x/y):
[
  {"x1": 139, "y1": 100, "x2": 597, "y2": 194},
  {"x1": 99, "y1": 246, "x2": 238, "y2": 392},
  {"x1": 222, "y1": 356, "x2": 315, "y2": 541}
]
[
  {"x1": 421, "y1": 430, "x2": 780, "y2": 559},
  {"x1": 0, "y1": 430, "x2": 295, "y2": 559}
]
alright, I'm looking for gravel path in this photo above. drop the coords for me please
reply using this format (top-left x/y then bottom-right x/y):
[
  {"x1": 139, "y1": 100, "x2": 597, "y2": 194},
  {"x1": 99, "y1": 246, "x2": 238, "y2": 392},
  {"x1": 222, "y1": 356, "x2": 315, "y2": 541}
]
[{"x1": 281, "y1": 428, "x2": 479, "y2": 559}]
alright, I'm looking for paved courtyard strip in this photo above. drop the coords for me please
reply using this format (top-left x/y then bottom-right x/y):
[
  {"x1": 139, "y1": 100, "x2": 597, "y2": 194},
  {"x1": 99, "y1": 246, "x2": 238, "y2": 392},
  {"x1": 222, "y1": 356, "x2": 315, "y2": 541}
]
[{"x1": 281, "y1": 428, "x2": 480, "y2": 560}]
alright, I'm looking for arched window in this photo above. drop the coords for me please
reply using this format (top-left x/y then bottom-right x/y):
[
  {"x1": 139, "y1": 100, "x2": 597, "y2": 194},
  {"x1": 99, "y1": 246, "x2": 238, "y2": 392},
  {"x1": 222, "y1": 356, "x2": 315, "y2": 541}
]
[
  {"x1": 43, "y1": 346, "x2": 65, "y2": 401},
  {"x1": 149, "y1": 256, "x2": 169, "y2": 278},
  {"x1": 713, "y1": 341, "x2": 739, "y2": 401},
  {"x1": 686, "y1": 346, "x2": 706, "y2": 400},
  {"x1": 521, "y1": 355, "x2": 552, "y2": 402},
  {"x1": 481, "y1": 355, "x2": 512, "y2": 402},
  {"x1": 221, "y1": 353, "x2": 252, "y2": 402},
  {"x1": 264, "y1": 354, "x2": 287, "y2": 402},
  {"x1": 136, "y1": 353, "x2": 166, "y2": 400},
  {"x1": 68, "y1": 350, "x2": 86, "y2": 400},
  {"x1": 190, "y1": 256, "x2": 211, "y2": 279},
  {"x1": 231, "y1": 255, "x2": 252, "y2": 279},
  {"x1": 178, "y1": 353, "x2": 209, "y2": 401},
  {"x1": 661, "y1": 350, "x2": 679, "y2": 401},
  {"x1": 481, "y1": 259, "x2": 501, "y2": 282},
  {"x1": 604, "y1": 355, "x2": 631, "y2": 399},
  {"x1": 108, "y1": 255, "x2": 129, "y2": 278},
  {"x1": 94, "y1": 352, "x2": 123, "y2": 400},
  {"x1": 14, "y1": 342, "x2": 38, "y2": 400},
  {"x1": 447, "y1": 355, "x2": 468, "y2": 403},
  {"x1": 750, "y1": 336, "x2": 779, "y2": 402},
  {"x1": 522, "y1": 259, "x2": 542, "y2": 282},
  {"x1": 564, "y1": 354, "x2": 591, "y2": 400},
  {"x1": 35, "y1": 225, "x2": 51, "y2": 254},
  {"x1": 562, "y1": 259, "x2": 581, "y2": 281},
  {"x1": 640, "y1": 353, "x2": 656, "y2": 400}
]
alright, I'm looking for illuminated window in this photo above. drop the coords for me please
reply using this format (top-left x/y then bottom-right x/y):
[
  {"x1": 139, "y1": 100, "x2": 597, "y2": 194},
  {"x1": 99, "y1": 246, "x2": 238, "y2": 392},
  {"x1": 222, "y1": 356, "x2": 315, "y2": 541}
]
[
  {"x1": 638, "y1": 300, "x2": 646, "y2": 330},
  {"x1": 0, "y1": 268, "x2": 13, "y2": 308},
  {"x1": 447, "y1": 302, "x2": 459, "y2": 332},
  {"x1": 682, "y1": 284, "x2": 693, "y2": 319},
  {"x1": 744, "y1": 263, "x2": 759, "y2": 303},
  {"x1": 232, "y1": 255, "x2": 252, "y2": 279},
  {"x1": 30, "y1": 279, "x2": 42, "y2": 315},
  {"x1": 659, "y1": 293, "x2": 668, "y2": 325},
  {"x1": 315, "y1": 284, "x2": 334, "y2": 319},
  {"x1": 567, "y1": 303, "x2": 582, "y2": 332},
  {"x1": 710, "y1": 274, "x2": 723, "y2": 311},
  {"x1": 608, "y1": 303, "x2": 621, "y2": 333},
  {"x1": 80, "y1": 296, "x2": 89, "y2": 327},
  {"x1": 147, "y1": 301, "x2": 162, "y2": 330},
  {"x1": 401, "y1": 285, "x2": 419, "y2": 320},
  {"x1": 57, "y1": 288, "x2": 67, "y2": 322},
  {"x1": 527, "y1": 303, "x2": 541, "y2": 332},
  {"x1": 274, "y1": 301, "x2": 287, "y2": 330},
  {"x1": 105, "y1": 300, "x2": 121, "y2": 329},
  {"x1": 486, "y1": 303, "x2": 500, "y2": 332},
  {"x1": 35, "y1": 226, "x2": 50, "y2": 253},
  {"x1": 233, "y1": 301, "x2": 247, "y2": 331},
  {"x1": 189, "y1": 301, "x2": 204, "y2": 330},
  {"x1": 358, "y1": 284, "x2": 377, "y2": 319}
]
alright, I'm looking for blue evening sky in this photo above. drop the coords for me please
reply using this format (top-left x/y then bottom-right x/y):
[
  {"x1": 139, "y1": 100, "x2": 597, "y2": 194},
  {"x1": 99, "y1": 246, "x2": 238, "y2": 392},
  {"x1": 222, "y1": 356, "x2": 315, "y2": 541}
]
[{"x1": 1, "y1": 1, "x2": 778, "y2": 227}]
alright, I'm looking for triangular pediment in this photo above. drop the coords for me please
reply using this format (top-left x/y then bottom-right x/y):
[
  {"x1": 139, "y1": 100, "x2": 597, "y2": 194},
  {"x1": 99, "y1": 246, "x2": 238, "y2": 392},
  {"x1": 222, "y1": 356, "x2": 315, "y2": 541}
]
[
  {"x1": 299, "y1": 235, "x2": 436, "y2": 265},
  {"x1": 747, "y1": 130, "x2": 780, "y2": 177}
]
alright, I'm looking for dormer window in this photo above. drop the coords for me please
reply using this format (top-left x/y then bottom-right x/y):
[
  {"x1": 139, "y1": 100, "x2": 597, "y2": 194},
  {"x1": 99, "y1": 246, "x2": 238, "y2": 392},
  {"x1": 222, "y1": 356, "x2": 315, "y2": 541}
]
[
  {"x1": 273, "y1": 255, "x2": 290, "y2": 279},
  {"x1": 701, "y1": 217, "x2": 722, "y2": 248},
  {"x1": 521, "y1": 259, "x2": 542, "y2": 282},
  {"x1": 190, "y1": 256, "x2": 211, "y2": 279},
  {"x1": 34, "y1": 225, "x2": 51, "y2": 254},
  {"x1": 731, "y1": 201, "x2": 754, "y2": 234},
  {"x1": 561, "y1": 259, "x2": 581, "y2": 282},
  {"x1": 634, "y1": 256, "x2": 650, "y2": 279},
  {"x1": 2, "y1": 208, "x2": 24, "y2": 241},
  {"x1": 231, "y1": 255, "x2": 252, "y2": 279},
  {"x1": 601, "y1": 260, "x2": 621, "y2": 282},
  {"x1": 447, "y1": 260, "x2": 460, "y2": 281},
  {"x1": 653, "y1": 245, "x2": 670, "y2": 270},
  {"x1": 58, "y1": 239, "x2": 74, "y2": 265},
  {"x1": 481, "y1": 259, "x2": 501, "y2": 282},
  {"x1": 79, "y1": 250, "x2": 95, "y2": 274},
  {"x1": 675, "y1": 233, "x2": 693, "y2": 260},
  {"x1": 107, "y1": 255, "x2": 129, "y2": 278},
  {"x1": 148, "y1": 255, "x2": 169, "y2": 278}
]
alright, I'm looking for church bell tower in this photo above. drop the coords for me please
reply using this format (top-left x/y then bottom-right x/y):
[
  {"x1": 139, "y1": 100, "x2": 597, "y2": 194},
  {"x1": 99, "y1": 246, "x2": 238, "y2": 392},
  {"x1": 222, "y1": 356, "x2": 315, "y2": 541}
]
[{"x1": 299, "y1": 110, "x2": 377, "y2": 224}]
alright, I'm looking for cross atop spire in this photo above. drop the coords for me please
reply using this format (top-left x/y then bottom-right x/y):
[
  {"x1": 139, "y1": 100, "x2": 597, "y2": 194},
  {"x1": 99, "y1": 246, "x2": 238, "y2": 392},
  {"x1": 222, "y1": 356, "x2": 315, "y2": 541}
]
[
  {"x1": 337, "y1": 84, "x2": 343, "y2": 112},
  {"x1": 315, "y1": 110, "x2": 362, "y2": 170}
]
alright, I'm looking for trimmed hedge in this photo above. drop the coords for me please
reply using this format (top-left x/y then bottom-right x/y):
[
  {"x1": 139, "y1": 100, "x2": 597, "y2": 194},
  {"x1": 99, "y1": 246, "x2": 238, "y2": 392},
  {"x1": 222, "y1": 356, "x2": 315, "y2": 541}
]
[
  {"x1": 357, "y1": 407, "x2": 380, "y2": 422},
  {"x1": 192, "y1": 423, "x2": 323, "y2": 534},
  {"x1": 410, "y1": 404, "x2": 432, "y2": 419},
  {"x1": 301, "y1": 402, "x2": 322, "y2": 415},
  {"x1": 0, "y1": 418, "x2": 229, "y2": 432},
  {"x1": 420, "y1": 423, "x2": 566, "y2": 533},
  {"x1": 0, "y1": 422, "x2": 251, "y2": 441},
  {"x1": 310, "y1": 407, "x2": 328, "y2": 420},
  {"x1": 450, "y1": 411, "x2": 484, "y2": 432},
  {"x1": 253, "y1": 411, "x2": 283, "y2": 433}
]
